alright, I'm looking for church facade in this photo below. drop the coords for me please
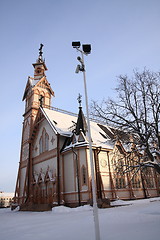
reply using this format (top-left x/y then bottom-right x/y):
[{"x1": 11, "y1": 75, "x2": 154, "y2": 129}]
[{"x1": 14, "y1": 48, "x2": 160, "y2": 210}]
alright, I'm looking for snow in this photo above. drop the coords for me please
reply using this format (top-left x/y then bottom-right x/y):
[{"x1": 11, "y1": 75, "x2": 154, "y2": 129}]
[
  {"x1": 0, "y1": 197, "x2": 160, "y2": 240},
  {"x1": 43, "y1": 107, "x2": 78, "y2": 133},
  {"x1": 52, "y1": 205, "x2": 93, "y2": 213},
  {"x1": 110, "y1": 199, "x2": 132, "y2": 206},
  {"x1": 42, "y1": 107, "x2": 114, "y2": 149}
]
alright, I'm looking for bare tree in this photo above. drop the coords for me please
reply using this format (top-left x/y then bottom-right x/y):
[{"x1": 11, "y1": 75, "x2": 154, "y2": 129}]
[{"x1": 91, "y1": 69, "x2": 160, "y2": 174}]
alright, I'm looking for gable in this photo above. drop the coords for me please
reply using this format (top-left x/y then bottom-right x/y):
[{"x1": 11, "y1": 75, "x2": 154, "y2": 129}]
[
  {"x1": 78, "y1": 132, "x2": 86, "y2": 142},
  {"x1": 31, "y1": 109, "x2": 57, "y2": 158},
  {"x1": 22, "y1": 76, "x2": 54, "y2": 101},
  {"x1": 113, "y1": 140, "x2": 127, "y2": 156},
  {"x1": 34, "y1": 77, "x2": 54, "y2": 96},
  {"x1": 22, "y1": 77, "x2": 33, "y2": 101}
]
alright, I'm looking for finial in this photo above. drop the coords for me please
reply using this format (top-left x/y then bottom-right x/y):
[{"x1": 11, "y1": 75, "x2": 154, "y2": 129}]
[
  {"x1": 37, "y1": 43, "x2": 44, "y2": 62},
  {"x1": 39, "y1": 43, "x2": 44, "y2": 57},
  {"x1": 77, "y1": 93, "x2": 82, "y2": 108}
]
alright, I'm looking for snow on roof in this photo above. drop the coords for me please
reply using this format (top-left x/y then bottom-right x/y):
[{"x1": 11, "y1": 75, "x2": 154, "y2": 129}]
[
  {"x1": 42, "y1": 108, "x2": 75, "y2": 137},
  {"x1": 23, "y1": 76, "x2": 41, "y2": 101},
  {"x1": 42, "y1": 107, "x2": 114, "y2": 149},
  {"x1": 89, "y1": 120, "x2": 114, "y2": 149},
  {"x1": 29, "y1": 77, "x2": 41, "y2": 87}
]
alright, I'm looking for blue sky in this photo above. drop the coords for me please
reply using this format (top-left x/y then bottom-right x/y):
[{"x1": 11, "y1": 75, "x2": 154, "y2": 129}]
[{"x1": 0, "y1": 0, "x2": 160, "y2": 192}]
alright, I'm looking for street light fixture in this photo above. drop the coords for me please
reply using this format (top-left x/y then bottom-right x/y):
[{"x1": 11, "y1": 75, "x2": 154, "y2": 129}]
[
  {"x1": 72, "y1": 41, "x2": 81, "y2": 48},
  {"x1": 72, "y1": 41, "x2": 100, "y2": 240},
  {"x1": 82, "y1": 44, "x2": 91, "y2": 54}
]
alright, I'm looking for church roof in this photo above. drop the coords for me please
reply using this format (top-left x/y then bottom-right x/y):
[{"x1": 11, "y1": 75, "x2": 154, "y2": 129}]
[{"x1": 41, "y1": 107, "x2": 115, "y2": 150}]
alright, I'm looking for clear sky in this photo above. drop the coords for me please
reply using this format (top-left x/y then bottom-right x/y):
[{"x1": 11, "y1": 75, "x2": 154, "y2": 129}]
[{"x1": 0, "y1": 0, "x2": 160, "y2": 192}]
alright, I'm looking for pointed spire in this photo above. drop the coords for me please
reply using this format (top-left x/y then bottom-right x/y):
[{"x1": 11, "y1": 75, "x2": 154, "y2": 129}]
[{"x1": 75, "y1": 94, "x2": 87, "y2": 135}]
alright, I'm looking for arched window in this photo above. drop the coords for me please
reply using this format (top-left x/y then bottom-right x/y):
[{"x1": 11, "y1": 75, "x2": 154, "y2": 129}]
[
  {"x1": 143, "y1": 168, "x2": 155, "y2": 188},
  {"x1": 131, "y1": 175, "x2": 141, "y2": 189},
  {"x1": 82, "y1": 166, "x2": 87, "y2": 185},
  {"x1": 39, "y1": 128, "x2": 49, "y2": 154},
  {"x1": 39, "y1": 94, "x2": 45, "y2": 107}
]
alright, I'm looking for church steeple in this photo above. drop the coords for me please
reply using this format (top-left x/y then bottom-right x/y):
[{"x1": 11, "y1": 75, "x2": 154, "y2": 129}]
[
  {"x1": 14, "y1": 45, "x2": 54, "y2": 205},
  {"x1": 75, "y1": 94, "x2": 87, "y2": 135},
  {"x1": 22, "y1": 44, "x2": 54, "y2": 114}
]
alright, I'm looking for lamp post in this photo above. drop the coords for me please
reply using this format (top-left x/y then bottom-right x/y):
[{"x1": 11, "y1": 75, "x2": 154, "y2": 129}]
[{"x1": 72, "y1": 42, "x2": 101, "y2": 240}]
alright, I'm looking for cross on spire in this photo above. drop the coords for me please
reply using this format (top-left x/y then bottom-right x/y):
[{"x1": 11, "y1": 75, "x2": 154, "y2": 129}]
[{"x1": 77, "y1": 93, "x2": 82, "y2": 108}]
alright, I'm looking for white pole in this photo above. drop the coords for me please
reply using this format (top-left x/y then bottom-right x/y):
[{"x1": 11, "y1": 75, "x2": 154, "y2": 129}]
[{"x1": 81, "y1": 52, "x2": 101, "y2": 240}]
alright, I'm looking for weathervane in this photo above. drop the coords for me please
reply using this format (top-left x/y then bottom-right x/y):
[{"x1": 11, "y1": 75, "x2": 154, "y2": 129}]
[
  {"x1": 39, "y1": 43, "x2": 43, "y2": 57},
  {"x1": 77, "y1": 93, "x2": 82, "y2": 107}
]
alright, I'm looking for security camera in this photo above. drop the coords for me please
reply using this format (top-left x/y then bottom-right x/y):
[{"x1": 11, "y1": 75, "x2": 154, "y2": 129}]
[
  {"x1": 77, "y1": 56, "x2": 83, "y2": 64},
  {"x1": 75, "y1": 64, "x2": 80, "y2": 73}
]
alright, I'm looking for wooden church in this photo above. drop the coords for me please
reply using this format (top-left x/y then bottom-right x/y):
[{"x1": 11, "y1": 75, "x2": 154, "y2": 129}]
[{"x1": 14, "y1": 46, "x2": 160, "y2": 211}]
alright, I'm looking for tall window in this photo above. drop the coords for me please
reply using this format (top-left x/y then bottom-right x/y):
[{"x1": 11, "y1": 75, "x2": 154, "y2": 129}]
[
  {"x1": 143, "y1": 168, "x2": 155, "y2": 188},
  {"x1": 39, "y1": 136, "x2": 43, "y2": 154},
  {"x1": 115, "y1": 176, "x2": 125, "y2": 189},
  {"x1": 131, "y1": 175, "x2": 141, "y2": 188},
  {"x1": 113, "y1": 158, "x2": 126, "y2": 189},
  {"x1": 39, "y1": 95, "x2": 45, "y2": 107},
  {"x1": 39, "y1": 128, "x2": 49, "y2": 154},
  {"x1": 45, "y1": 133, "x2": 49, "y2": 151},
  {"x1": 82, "y1": 166, "x2": 87, "y2": 185}
]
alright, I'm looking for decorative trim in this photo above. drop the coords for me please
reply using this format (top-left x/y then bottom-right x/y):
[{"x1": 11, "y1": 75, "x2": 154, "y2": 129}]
[
  {"x1": 20, "y1": 160, "x2": 28, "y2": 169},
  {"x1": 33, "y1": 148, "x2": 57, "y2": 165}
]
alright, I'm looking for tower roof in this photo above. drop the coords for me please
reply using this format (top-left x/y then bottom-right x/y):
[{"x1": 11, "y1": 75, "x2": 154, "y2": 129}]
[
  {"x1": 75, "y1": 94, "x2": 87, "y2": 135},
  {"x1": 75, "y1": 106, "x2": 87, "y2": 135}
]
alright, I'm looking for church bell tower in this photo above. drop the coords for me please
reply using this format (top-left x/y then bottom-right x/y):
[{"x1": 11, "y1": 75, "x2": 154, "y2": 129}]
[{"x1": 14, "y1": 44, "x2": 54, "y2": 205}]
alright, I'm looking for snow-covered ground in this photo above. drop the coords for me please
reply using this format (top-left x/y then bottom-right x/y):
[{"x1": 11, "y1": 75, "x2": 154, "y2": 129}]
[{"x1": 0, "y1": 197, "x2": 160, "y2": 240}]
